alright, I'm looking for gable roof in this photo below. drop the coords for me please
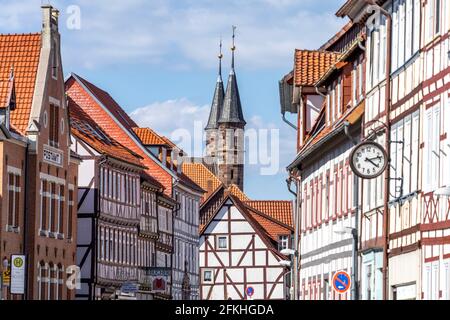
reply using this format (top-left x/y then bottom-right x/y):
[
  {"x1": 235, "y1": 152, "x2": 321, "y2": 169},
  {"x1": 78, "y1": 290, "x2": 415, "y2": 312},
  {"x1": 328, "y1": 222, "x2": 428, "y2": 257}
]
[
  {"x1": 244, "y1": 201, "x2": 293, "y2": 228},
  {"x1": 0, "y1": 33, "x2": 42, "y2": 134},
  {"x1": 228, "y1": 184, "x2": 250, "y2": 201},
  {"x1": 201, "y1": 194, "x2": 287, "y2": 259},
  {"x1": 68, "y1": 97, "x2": 147, "y2": 169},
  {"x1": 294, "y1": 50, "x2": 340, "y2": 87},
  {"x1": 74, "y1": 73, "x2": 138, "y2": 131}
]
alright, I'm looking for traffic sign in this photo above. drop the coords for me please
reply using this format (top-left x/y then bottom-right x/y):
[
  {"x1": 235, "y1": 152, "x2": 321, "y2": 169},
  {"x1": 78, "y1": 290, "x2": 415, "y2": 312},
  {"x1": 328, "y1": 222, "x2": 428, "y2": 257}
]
[
  {"x1": 246, "y1": 286, "x2": 254, "y2": 297},
  {"x1": 11, "y1": 255, "x2": 25, "y2": 294},
  {"x1": 332, "y1": 271, "x2": 351, "y2": 294}
]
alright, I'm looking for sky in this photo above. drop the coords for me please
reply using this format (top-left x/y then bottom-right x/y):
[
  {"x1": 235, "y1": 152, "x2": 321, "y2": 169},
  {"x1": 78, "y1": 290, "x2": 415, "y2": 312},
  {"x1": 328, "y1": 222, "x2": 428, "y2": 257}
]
[{"x1": 0, "y1": 0, "x2": 348, "y2": 200}]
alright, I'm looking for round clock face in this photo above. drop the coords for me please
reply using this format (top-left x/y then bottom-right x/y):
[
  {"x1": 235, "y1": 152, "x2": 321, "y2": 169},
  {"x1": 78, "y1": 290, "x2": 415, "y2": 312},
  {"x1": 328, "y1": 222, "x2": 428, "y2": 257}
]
[{"x1": 350, "y1": 141, "x2": 388, "y2": 179}]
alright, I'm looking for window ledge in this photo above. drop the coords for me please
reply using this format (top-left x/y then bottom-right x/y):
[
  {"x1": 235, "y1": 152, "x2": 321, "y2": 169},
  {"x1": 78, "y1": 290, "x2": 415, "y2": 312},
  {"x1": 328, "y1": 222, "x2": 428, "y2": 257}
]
[
  {"x1": 6, "y1": 225, "x2": 20, "y2": 233},
  {"x1": 39, "y1": 229, "x2": 49, "y2": 237}
]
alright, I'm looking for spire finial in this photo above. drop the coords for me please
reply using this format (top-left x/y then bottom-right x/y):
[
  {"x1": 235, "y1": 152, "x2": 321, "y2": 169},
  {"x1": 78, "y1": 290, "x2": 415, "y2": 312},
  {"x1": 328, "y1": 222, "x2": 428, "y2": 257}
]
[
  {"x1": 231, "y1": 25, "x2": 236, "y2": 70},
  {"x1": 218, "y1": 37, "x2": 223, "y2": 77}
]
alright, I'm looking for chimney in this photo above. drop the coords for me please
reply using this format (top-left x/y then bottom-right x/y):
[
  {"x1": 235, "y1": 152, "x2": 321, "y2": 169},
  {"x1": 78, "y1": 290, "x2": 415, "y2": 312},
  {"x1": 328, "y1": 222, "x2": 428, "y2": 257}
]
[
  {"x1": 177, "y1": 152, "x2": 184, "y2": 175},
  {"x1": 41, "y1": 5, "x2": 59, "y2": 48}
]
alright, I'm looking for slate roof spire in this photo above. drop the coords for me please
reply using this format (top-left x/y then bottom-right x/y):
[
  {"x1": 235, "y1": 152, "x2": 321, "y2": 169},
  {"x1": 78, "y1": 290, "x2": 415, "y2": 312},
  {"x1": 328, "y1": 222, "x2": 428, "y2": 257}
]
[
  {"x1": 218, "y1": 26, "x2": 246, "y2": 126},
  {"x1": 205, "y1": 39, "x2": 225, "y2": 130}
]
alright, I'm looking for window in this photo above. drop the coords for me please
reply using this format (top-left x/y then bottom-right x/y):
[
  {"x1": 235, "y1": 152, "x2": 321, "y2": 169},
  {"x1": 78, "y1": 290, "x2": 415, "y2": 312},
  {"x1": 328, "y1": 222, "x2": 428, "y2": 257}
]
[
  {"x1": 7, "y1": 172, "x2": 20, "y2": 230},
  {"x1": 49, "y1": 104, "x2": 59, "y2": 148},
  {"x1": 51, "y1": 39, "x2": 58, "y2": 79},
  {"x1": 57, "y1": 265, "x2": 64, "y2": 300},
  {"x1": 203, "y1": 270, "x2": 213, "y2": 283},
  {"x1": 278, "y1": 235, "x2": 289, "y2": 251},
  {"x1": 427, "y1": 0, "x2": 442, "y2": 40},
  {"x1": 217, "y1": 236, "x2": 228, "y2": 249},
  {"x1": 58, "y1": 185, "x2": 64, "y2": 235},
  {"x1": 68, "y1": 189, "x2": 74, "y2": 239},
  {"x1": 424, "y1": 104, "x2": 441, "y2": 192},
  {"x1": 40, "y1": 180, "x2": 48, "y2": 232}
]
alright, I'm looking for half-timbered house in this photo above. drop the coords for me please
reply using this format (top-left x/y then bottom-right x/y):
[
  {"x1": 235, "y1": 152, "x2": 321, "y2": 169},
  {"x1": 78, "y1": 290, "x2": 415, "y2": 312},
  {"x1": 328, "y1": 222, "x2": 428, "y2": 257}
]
[
  {"x1": 65, "y1": 74, "x2": 204, "y2": 300},
  {"x1": 199, "y1": 194, "x2": 292, "y2": 300},
  {"x1": 0, "y1": 5, "x2": 80, "y2": 300},
  {"x1": 418, "y1": 0, "x2": 450, "y2": 301},
  {"x1": 280, "y1": 21, "x2": 366, "y2": 300},
  {"x1": 337, "y1": 0, "x2": 424, "y2": 301}
]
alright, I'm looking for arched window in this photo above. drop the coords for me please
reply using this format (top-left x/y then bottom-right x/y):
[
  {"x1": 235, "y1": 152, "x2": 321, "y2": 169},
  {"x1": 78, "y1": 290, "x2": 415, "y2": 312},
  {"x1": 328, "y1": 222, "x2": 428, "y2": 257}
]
[
  {"x1": 37, "y1": 261, "x2": 47, "y2": 300},
  {"x1": 49, "y1": 263, "x2": 56, "y2": 300},
  {"x1": 57, "y1": 264, "x2": 64, "y2": 300}
]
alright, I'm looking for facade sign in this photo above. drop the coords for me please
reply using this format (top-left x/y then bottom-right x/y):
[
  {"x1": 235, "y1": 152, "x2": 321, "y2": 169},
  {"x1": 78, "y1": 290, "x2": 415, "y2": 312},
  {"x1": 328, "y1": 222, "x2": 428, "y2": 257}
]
[
  {"x1": 146, "y1": 267, "x2": 170, "y2": 293},
  {"x1": 120, "y1": 282, "x2": 139, "y2": 294},
  {"x1": 43, "y1": 145, "x2": 63, "y2": 166},
  {"x1": 10, "y1": 255, "x2": 26, "y2": 294}
]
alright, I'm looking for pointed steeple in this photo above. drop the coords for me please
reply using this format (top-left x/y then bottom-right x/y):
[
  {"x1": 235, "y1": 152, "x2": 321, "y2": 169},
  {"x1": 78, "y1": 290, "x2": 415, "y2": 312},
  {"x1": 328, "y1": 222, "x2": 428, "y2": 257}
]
[
  {"x1": 218, "y1": 26, "x2": 246, "y2": 126},
  {"x1": 205, "y1": 39, "x2": 225, "y2": 130}
]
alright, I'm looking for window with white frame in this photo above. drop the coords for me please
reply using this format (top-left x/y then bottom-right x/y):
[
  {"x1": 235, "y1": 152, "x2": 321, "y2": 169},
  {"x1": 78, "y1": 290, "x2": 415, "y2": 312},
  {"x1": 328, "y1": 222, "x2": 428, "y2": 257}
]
[
  {"x1": 278, "y1": 235, "x2": 289, "y2": 251},
  {"x1": 426, "y1": 0, "x2": 442, "y2": 41},
  {"x1": 7, "y1": 171, "x2": 20, "y2": 230},
  {"x1": 203, "y1": 270, "x2": 213, "y2": 283},
  {"x1": 390, "y1": 110, "x2": 420, "y2": 200},
  {"x1": 423, "y1": 103, "x2": 441, "y2": 192},
  {"x1": 217, "y1": 236, "x2": 228, "y2": 249}
]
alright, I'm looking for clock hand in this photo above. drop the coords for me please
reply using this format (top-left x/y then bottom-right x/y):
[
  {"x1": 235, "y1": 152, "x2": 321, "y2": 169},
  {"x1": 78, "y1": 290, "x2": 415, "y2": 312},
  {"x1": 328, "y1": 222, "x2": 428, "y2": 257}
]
[
  {"x1": 365, "y1": 158, "x2": 380, "y2": 168},
  {"x1": 366, "y1": 156, "x2": 382, "y2": 161}
]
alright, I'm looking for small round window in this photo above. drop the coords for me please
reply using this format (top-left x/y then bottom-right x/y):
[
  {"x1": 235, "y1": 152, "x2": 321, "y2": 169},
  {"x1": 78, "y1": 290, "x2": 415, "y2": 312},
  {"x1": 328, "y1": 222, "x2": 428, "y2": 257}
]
[{"x1": 43, "y1": 111, "x2": 48, "y2": 128}]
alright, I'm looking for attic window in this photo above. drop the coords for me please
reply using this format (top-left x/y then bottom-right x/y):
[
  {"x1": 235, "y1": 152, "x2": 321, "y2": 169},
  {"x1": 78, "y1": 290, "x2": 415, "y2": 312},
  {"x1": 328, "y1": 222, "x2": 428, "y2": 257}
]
[{"x1": 51, "y1": 39, "x2": 58, "y2": 79}]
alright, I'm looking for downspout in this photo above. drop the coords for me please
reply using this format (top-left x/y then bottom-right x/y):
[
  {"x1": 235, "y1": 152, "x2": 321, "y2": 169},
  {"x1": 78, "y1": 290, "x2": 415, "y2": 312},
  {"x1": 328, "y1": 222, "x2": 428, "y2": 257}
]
[
  {"x1": 23, "y1": 142, "x2": 29, "y2": 300},
  {"x1": 287, "y1": 173, "x2": 301, "y2": 300},
  {"x1": 344, "y1": 121, "x2": 359, "y2": 301},
  {"x1": 365, "y1": 0, "x2": 392, "y2": 301}
]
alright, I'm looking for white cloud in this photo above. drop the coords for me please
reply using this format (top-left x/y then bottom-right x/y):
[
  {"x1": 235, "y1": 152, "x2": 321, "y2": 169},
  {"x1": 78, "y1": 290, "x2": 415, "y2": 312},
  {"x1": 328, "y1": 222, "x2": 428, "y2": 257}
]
[{"x1": 0, "y1": 0, "x2": 345, "y2": 71}]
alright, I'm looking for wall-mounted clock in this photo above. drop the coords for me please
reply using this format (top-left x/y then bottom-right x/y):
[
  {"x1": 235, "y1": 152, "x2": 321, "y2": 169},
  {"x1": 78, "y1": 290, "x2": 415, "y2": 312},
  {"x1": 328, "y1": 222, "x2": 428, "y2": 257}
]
[{"x1": 350, "y1": 141, "x2": 388, "y2": 179}]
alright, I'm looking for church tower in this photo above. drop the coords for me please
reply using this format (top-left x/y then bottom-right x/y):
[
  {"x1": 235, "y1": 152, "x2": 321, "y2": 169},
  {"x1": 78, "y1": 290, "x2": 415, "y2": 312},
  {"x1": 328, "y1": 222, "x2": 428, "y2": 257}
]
[
  {"x1": 205, "y1": 27, "x2": 246, "y2": 191},
  {"x1": 205, "y1": 40, "x2": 225, "y2": 163}
]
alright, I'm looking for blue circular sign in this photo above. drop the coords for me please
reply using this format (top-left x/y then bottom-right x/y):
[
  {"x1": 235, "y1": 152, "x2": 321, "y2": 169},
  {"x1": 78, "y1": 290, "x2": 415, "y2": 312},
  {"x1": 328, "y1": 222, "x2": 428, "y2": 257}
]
[
  {"x1": 246, "y1": 286, "x2": 254, "y2": 297},
  {"x1": 332, "y1": 271, "x2": 351, "y2": 294}
]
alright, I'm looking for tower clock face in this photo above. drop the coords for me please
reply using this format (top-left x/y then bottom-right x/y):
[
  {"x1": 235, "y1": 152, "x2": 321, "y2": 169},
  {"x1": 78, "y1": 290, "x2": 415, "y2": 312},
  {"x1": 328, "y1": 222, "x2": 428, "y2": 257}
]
[{"x1": 350, "y1": 141, "x2": 388, "y2": 179}]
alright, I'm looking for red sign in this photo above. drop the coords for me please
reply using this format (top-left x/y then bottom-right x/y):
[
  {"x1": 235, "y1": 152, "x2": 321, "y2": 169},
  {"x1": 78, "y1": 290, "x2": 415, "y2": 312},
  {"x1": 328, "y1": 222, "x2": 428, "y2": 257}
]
[{"x1": 332, "y1": 271, "x2": 351, "y2": 294}]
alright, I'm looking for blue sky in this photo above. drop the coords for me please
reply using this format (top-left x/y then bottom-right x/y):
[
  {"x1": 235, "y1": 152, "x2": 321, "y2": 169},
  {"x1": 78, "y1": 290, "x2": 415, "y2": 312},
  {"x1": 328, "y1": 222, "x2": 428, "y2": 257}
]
[{"x1": 1, "y1": 0, "x2": 348, "y2": 200}]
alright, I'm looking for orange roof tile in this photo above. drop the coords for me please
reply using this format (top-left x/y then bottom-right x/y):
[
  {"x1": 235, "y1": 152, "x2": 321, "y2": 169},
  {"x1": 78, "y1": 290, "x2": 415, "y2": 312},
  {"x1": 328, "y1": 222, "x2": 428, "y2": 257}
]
[
  {"x1": 294, "y1": 50, "x2": 340, "y2": 87},
  {"x1": 182, "y1": 162, "x2": 223, "y2": 202},
  {"x1": 246, "y1": 207, "x2": 293, "y2": 241},
  {"x1": 0, "y1": 33, "x2": 41, "y2": 134},
  {"x1": 68, "y1": 97, "x2": 146, "y2": 169},
  {"x1": 227, "y1": 184, "x2": 250, "y2": 201},
  {"x1": 245, "y1": 201, "x2": 293, "y2": 228},
  {"x1": 132, "y1": 127, "x2": 168, "y2": 146}
]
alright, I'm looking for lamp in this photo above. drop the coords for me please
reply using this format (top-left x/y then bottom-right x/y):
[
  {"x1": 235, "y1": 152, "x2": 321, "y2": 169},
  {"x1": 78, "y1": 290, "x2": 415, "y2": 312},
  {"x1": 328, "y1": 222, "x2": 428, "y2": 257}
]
[
  {"x1": 280, "y1": 249, "x2": 297, "y2": 256},
  {"x1": 279, "y1": 260, "x2": 292, "y2": 267},
  {"x1": 334, "y1": 227, "x2": 357, "y2": 236}
]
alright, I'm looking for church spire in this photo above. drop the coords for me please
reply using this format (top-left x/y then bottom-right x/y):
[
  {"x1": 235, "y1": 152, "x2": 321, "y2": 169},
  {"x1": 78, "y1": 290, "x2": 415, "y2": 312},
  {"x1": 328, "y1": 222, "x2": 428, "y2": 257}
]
[
  {"x1": 205, "y1": 39, "x2": 225, "y2": 130},
  {"x1": 218, "y1": 26, "x2": 246, "y2": 126}
]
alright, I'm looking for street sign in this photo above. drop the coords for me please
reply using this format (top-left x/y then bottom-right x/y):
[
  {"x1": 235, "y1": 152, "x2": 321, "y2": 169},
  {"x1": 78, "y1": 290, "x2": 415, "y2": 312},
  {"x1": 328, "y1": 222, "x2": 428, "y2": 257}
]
[
  {"x1": 332, "y1": 271, "x2": 351, "y2": 294},
  {"x1": 10, "y1": 255, "x2": 26, "y2": 294},
  {"x1": 246, "y1": 286, "x2": 255, "y2": 297},
  {"x1": 120, "y1": 282, "x2": 139, "y2": 294}
]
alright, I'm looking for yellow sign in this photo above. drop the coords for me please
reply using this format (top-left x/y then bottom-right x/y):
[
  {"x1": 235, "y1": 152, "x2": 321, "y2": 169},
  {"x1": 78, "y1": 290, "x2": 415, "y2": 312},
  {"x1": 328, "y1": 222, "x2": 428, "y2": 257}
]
[
  {"x1": 2, "y1": 268, "x2": 11, "y2": 285},
  {"x1": 13, "y1": 257, "x2": 23, "y2": 268}
]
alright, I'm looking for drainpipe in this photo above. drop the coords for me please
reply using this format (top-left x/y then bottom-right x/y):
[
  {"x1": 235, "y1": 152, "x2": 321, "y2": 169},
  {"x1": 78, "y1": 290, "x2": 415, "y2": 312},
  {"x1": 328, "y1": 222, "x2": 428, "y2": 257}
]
[
  {"x1": 344, "y1": 121, "x2": 359, "y2": 301},
  {"x1": 23, "y1": 142, "x2": 29, "y2": 300},
  {"x1": 365, "y1": 0, "x2": 392, "y2": 301},
  {"x1": 287, "y1": 172, "x2": 301, "y2": 300}
]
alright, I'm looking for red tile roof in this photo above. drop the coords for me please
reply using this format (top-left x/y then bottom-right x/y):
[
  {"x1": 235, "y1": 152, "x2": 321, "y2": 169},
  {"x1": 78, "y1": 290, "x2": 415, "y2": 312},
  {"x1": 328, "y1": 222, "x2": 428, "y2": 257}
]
[
  {"x1": 182, "y1": 162, "x2": 223, "y2": 202},
  {"x1": 68, "y1": 97, "x2": 146, "y2": 169},
  {"x1": 74, "y1": 74, "x2": 138, "y2": 131},
  {"x1": 227, "y1": 184, "x2": 250, "y2": 202},
  {"x1": 246, "y1": 207, "x2": 293, "y2": 241},
  {"x1": 245, "y1": 201, "x2": 293, "y2": 228},
  {"x1": 66, "y1": 74, "x2": 174, "y2": 195},
  {"x1": 0, "y1": 33, "x2": 42, "y2": 134},
  {"x1": 294, "y1": 50, "x2": 340, "y2": 87},
  {"x1": 132, "y1": 127, "x2": 168, "y2": 146}
]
